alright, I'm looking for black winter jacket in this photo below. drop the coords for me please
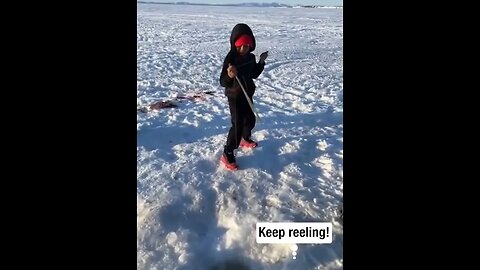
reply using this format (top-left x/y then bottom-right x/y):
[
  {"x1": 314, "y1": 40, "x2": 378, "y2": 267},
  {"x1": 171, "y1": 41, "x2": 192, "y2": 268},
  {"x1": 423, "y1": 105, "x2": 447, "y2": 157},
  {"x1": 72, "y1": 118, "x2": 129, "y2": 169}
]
[{"x1": 219, "y1": 23, "x2": 265, "y2": 99}]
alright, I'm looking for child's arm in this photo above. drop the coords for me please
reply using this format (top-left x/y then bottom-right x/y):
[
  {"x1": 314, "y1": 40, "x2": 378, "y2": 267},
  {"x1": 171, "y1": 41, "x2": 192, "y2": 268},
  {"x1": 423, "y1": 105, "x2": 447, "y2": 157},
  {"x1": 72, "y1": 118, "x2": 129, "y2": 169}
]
[
  {"x1": 220, "y1": 63, "x2": 234, "y2": 87},
  {"x1": 220, "y1": 52, "x2": 235, "y2": 87},
  {"x1": 252, "y1": 62, "x2": 264, "y2": 79}
]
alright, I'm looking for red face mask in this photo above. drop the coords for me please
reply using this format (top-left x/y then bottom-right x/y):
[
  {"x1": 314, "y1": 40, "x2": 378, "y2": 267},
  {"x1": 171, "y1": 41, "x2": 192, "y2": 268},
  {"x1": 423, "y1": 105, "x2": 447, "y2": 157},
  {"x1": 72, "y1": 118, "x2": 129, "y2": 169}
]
[{"x1": 235, "y1": 35, "x2": 253, "y2": 48}]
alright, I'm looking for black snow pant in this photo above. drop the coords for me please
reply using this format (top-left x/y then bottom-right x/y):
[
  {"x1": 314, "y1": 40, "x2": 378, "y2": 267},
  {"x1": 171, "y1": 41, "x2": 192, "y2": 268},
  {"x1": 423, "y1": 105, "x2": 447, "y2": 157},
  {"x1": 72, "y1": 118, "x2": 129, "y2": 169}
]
[{"x1": 225, "y1": 96, "x2": 256, "y2": 152}]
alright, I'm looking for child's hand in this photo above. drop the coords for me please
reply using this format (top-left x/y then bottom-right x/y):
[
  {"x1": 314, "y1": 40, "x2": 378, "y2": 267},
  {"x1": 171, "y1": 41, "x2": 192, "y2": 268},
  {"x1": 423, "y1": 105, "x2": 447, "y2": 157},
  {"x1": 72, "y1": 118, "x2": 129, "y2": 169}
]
[
  {"x1": 227, "y1": 63, "x2": 237, "y2": 79},
  {"x1": 259, "y1": 51, "x2": 268, "y2": 64}
]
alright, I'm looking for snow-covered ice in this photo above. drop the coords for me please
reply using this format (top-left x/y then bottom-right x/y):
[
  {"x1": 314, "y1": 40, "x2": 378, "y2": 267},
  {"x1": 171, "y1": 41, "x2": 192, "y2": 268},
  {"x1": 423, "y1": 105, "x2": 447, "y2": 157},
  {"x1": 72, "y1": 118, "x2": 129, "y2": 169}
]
[{"x1": 137, "y1": 3, "x2": 343, "y2": 269}]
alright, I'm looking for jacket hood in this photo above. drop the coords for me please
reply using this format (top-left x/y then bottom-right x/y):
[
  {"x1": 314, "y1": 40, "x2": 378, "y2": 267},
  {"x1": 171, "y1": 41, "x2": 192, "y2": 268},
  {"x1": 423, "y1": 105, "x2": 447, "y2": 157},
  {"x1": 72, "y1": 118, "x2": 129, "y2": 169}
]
[{"x1": 229, "y1": 23, "x2": 256, "y2": 52}]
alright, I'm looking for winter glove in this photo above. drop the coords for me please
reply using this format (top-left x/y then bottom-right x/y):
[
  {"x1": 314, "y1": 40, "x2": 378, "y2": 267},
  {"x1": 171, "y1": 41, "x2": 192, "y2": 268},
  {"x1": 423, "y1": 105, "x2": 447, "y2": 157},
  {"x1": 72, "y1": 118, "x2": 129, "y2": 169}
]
[
  {"x1": 259, "y1": 51, "x2": 268, "y2": 64},
  {"x1": 227, "y1": 63, "x2": 237, "y2": 79}
]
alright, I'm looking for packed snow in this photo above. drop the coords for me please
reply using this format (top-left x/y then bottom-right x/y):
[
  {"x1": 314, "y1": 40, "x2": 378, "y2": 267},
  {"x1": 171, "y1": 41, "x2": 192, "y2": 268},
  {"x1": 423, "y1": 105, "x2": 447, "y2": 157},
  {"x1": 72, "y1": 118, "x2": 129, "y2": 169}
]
[{"x1": 137, "y1": 3, "x2": 343, "y2": 270}]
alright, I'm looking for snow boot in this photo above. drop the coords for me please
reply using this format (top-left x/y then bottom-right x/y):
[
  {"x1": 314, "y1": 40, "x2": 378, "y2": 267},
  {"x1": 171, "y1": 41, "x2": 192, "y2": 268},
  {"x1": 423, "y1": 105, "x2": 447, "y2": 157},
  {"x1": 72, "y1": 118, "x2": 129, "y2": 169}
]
[
  {"x1": 221, "y1": 150, "x2": 238, "y2": 170},
  {"x1": 239, "y1": 138, "x2": 257, "y2": 149}
]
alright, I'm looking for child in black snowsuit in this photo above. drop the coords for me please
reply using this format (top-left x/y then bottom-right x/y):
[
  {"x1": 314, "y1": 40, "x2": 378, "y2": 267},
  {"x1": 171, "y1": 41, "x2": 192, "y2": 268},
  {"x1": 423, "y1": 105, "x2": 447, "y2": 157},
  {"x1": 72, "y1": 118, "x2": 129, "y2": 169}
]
[{"x1": 219, "y1": 23, "x2": 268, "y2": 170}]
